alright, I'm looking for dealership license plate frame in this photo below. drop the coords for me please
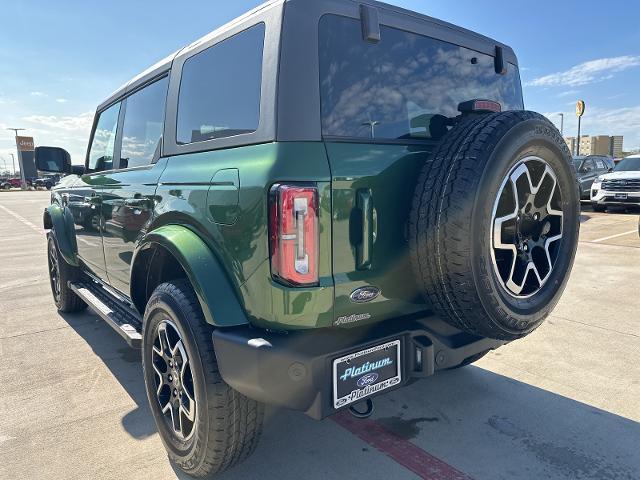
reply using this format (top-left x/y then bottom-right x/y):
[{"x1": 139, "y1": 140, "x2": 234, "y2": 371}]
[
  {"x1": 615, "y1": 193, "x2": 628, "y2": 200},
  {"x1": 332, "y1": 339, "x2": 402, "y2": 409}
]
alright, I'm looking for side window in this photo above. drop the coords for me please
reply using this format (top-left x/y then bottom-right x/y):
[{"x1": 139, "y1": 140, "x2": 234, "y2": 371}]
[
  {"x1": 583, "y1": 159, "x2": 596, "y2": 171},
  {"x1": 595, "y1": 159, "x2": 606, "y2": 170},
  {"x1": 176, "y1": 23, "x2": 265, "y2": 144},
  {"x1": 120, "y1": 76, "x2": 169, "y2": 169},
  {"x1": 88, "y1": 102, "x2": 121, "y2": 172}
]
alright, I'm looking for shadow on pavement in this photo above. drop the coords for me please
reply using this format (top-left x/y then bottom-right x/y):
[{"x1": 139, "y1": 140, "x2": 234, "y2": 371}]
[
  {"x1": 58, "y1": 310, "x2": 156, "y2": 440},
  {"x1": 58, "y1": 311, "x2": 640, "y2": 479}
]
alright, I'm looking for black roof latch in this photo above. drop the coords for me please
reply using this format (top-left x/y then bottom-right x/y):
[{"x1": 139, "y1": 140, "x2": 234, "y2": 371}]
[
  {"x1": 494, "y1": 45, "x2": 507, "y2": 75},
  {"x1": 360, "y1": 5, "x2": 381, "y2": 43}
]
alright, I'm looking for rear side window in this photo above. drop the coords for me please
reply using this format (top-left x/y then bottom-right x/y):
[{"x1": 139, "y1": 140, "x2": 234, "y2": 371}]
[
  {"x1": 176, "y1": 23, "x2": 265, "y2": 144},
  {"x1": 88, "y1": 102, "x2": 121, "y2": 172},
  {"x1": 319, "y1": 15, "x2": 524, "y2": 142},
  {"x1": 120, "y1": 76, "x2": 169, "y2": 169}
]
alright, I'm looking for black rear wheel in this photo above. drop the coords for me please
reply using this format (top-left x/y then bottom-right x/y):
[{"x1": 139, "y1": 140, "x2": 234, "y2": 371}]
[{"x1": 142, "y1": 280, "x2": 264, "y2": 477}]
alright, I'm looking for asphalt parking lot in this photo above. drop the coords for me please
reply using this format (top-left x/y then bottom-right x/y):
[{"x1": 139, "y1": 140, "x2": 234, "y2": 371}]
[{"x1": 1, "y1": 190, "x2": 639, "y2": 480}]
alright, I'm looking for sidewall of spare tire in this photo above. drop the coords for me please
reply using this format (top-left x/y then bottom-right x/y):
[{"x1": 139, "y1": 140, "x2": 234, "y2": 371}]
[{"x1": 472, "y1": 118, "x2": 580, "y2": 335}]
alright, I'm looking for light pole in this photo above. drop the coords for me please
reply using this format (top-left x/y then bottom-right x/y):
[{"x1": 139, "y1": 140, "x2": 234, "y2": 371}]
[
  {"x1": 558, "y1": 113, "x2": 564, "y2": 136},
  {"x1": 362, "y1": 120, "x2": 380, "y2": 139},
  {"x1": 9, "y1": 153, "x2": 16, "y2": 176},
  {"x1": 6, "y1": 128, "x2": 26, "y2": 186}
]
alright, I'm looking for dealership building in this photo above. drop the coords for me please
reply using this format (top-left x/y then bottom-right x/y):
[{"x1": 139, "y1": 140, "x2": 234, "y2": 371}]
[{"x1": 564, "y1": 135, "x2": 624, "y2": 157}]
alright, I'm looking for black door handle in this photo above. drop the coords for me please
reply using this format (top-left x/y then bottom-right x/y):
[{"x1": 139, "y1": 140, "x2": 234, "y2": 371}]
[{"x1": 356, "y1": 189, "x2": 374, "y2": 270}]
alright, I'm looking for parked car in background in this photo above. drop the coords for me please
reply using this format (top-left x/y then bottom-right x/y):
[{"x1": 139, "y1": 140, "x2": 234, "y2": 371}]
[
  {"x1": 573, "y1": 155, "x2": 614, "y2": 199},
  {"x1": 33, "y1": 174, "x2": 61, "y2": 190},
  {"x1": 591, "y1": 156, "x2": 640, "y2": 211},
  {"x1": 1, "y1": 178, "x2": 32, "y2": 189}
]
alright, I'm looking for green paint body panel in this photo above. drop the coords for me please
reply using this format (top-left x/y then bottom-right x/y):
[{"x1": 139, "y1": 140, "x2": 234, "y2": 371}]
[
  {"x1": 151, "y1": 142, "x2": 333, "y2": 329},
  {"x1": 325, "y1": 142, "x2": 432, "y2": 326},
  {"x1": 51, "y1": 140, "x2": 432, "y2": 331},
  {"x1": 46, "y1": 204, "x2": 79, "y2": 266},
  {"x1": 135, "y1": 224, "x2": 248, "y2": 327}
]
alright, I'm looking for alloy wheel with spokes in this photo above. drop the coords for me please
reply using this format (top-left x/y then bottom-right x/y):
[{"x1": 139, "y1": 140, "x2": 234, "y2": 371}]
[
  {"x1": 491, "y1": 156, "x2": 564, "y2": 298},
  {"x1": 48, "y1": 238, "x2": 62, "y2": 303},
  {"x1": 142, "y1": 280, "x2": 265, "y2": 476},
  {"x1": 151, "y1": 320, "x2": 197, "y2": 441}
]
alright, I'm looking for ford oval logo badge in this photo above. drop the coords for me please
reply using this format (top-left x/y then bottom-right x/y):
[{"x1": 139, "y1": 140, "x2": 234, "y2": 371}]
[
  {"x1": 350, "y1": 286, "x2": 381, "y2": 303},
  {"x1": 357, "y1": 373, "x2": 379, "y2": 388}
]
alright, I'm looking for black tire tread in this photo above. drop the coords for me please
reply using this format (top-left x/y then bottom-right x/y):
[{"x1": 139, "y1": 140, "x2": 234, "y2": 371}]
[
  {"x1": 47, "y1": 233, "x2": 87, "y2": 313},
  {"x1": 409, "y1": 111, "x2": 570, "y2": 340},
  {"x1": 145, "y1": 280, "x2": 264, "y2": 478}
]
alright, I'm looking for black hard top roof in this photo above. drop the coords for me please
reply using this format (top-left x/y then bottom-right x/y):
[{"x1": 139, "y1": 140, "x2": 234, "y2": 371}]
[{"x1": 97, "y1": 0, "x2": 517, "y2": 112}]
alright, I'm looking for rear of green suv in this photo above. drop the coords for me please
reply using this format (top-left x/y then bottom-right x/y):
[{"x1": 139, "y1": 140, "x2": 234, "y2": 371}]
[{"x1": 36, "y1": 0, "x2": 579, "y2": 476}]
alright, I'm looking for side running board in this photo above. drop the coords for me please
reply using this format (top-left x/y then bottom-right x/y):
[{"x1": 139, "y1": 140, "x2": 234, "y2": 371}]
[{"x1": 69, "y1": 281, "x2": 143, "y2": 348}]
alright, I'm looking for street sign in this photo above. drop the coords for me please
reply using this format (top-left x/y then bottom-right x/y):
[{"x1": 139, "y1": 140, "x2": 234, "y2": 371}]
[
  {"x1": 14, "y1": 136, "x2": 37, "y2": 184},
  {"x1": 16, "y1": 136, "x2": 35, "y2": 152},
  {"x1": 575, "y1": 100, "x2": 586, "y2": 156}
]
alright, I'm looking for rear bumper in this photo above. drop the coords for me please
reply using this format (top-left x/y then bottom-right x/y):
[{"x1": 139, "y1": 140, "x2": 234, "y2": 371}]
[{"x1": 212, "y1": 313, "x2": 504, "y2": 420}]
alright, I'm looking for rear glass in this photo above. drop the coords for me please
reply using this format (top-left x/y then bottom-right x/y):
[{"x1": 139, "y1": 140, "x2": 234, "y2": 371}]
[{"x1": 319, "y1": 15, "x2": 524, "y2": 142}]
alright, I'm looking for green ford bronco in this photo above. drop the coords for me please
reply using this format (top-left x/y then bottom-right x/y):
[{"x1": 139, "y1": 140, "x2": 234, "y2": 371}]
[{"x1": 36, "y1": 0, "x2": 579, "y2": 476}]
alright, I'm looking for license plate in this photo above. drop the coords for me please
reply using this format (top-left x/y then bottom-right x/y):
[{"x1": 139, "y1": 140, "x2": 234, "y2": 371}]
[
  {"x1": 615, "y1": 193, "x2": 628, "y2": 200},
  {"x1": 333, "y1": 340, "x2": 402, "y2": 409}
]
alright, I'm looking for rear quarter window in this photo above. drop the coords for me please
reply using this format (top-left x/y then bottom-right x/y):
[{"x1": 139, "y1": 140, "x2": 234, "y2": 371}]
[
  {"x1": 176, "y1": 23, "x2": 265, "y2": 145},
  {"x1": 319, "y1": 15, "x2": 523, "y2": 142}
]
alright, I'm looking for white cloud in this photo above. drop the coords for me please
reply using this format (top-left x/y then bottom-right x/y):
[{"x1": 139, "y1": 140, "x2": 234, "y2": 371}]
[
  {"x1": 55, "y1": 98, "x2": 68, "y2": 103},
  {"x1": 526, "y1": 56, "x2": 640, "y2": 87},
  {"x1": 556, "y1": 90, "x2": 580, "y2": 98},
  {"x1": 22, "y1": 112, "x2": 93, "y2": 131},
  {"x1": 30, "y1": 91, "x2": 46, "y2": 97},
  {"x1": 20, "y1": 112, "x2": 95, "y2": 163}
]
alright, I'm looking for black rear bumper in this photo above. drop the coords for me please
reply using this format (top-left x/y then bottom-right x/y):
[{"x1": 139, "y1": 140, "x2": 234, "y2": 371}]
[{"x1": 212, "y1": 313, "x2": 504, "y2": 420}]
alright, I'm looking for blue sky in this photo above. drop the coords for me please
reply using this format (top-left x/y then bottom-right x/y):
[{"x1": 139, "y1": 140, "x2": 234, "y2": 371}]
[{"x1": 1, "y1": 0, "x2": 639, "y2": 167}]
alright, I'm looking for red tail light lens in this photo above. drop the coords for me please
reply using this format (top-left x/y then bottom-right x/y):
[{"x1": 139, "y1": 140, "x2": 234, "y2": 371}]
[
  {"x1": 269, "y1": 184, "x2": 319, "y2": 286},
  {"x1": 458, "y1": 99, "x2": 502, "y2": 113}
]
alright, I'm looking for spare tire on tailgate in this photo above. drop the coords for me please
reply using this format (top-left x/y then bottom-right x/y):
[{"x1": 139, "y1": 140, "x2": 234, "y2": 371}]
[{"x1": 410, "y1": 111, "x2": 579, "y2": 340}]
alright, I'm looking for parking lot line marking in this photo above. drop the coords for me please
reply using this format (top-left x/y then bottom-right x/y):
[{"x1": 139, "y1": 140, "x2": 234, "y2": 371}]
[
  {"x1": 332, "y1": 410, "x2": 474, "y2": 480},
  {"x1": 0, "y1": 204, "x2": 45, "y2": 235},
  {"x1": 591, "y1": 229, "x2": 638, "y2": 243}
]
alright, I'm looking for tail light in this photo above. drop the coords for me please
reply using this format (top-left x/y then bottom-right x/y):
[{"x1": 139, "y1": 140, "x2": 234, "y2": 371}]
[{"x1": 269, "y1": 184, "x2": 319, "y2": 286}]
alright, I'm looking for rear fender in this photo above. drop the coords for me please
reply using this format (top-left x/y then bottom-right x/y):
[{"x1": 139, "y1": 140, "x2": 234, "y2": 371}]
[
  {"x1": 44, "y1": 204, "x2": 79, "y2": 266},
  {"x1": 132, "y1": 224, "x2": 248, "y2": 327}
]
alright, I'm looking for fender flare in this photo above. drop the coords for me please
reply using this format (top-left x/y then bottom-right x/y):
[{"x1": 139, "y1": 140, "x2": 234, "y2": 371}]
[
  {"x1": 44, "y1": 204, "x2": 79, "y2": 266},
  {"x1": 132, "y1": 224, "x2": 249, "y2": 328}
]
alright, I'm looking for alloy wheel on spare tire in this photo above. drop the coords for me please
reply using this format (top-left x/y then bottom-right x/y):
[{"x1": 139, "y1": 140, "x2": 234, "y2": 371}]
[{"x1": 410, "y1": 111, "x2": 579, "y2": 340}]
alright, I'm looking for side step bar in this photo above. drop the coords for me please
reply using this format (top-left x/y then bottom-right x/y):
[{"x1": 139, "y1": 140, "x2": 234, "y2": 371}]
[{"x1": 69, "y1": 281, "x2": 143, "y2": 348}]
